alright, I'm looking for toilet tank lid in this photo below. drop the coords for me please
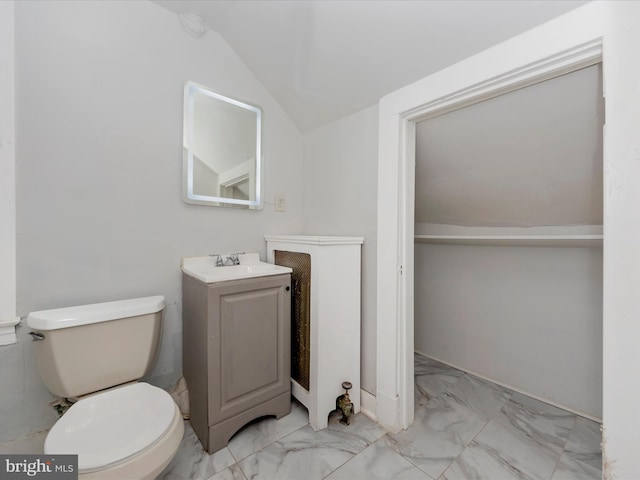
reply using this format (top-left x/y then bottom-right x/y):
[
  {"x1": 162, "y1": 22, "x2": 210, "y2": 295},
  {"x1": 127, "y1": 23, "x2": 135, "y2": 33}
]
[{"x1": 26, "y1": 296, "x2": 165, "y2": 331}]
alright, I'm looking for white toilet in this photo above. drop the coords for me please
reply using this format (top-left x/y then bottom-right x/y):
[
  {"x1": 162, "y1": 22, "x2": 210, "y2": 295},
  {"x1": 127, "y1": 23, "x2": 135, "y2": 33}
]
[{"x1": 27, "y1": 296, "x2": 184, "y2": 480}]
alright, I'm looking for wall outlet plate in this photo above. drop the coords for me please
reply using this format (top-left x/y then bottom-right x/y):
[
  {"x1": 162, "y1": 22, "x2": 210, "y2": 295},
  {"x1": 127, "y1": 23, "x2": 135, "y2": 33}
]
[{"x1": 275, "y1": 194, "x2": 286, "y2": 212}]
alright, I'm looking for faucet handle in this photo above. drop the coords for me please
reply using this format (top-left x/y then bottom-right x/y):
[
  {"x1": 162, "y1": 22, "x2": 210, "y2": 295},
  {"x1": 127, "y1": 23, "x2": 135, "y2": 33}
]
[
  {"x1": 230, "y1": 252, "x2": 245, "y2": 265},
  {"x1": 209, "y1": 253, "x2": 224, "y2": 267}
]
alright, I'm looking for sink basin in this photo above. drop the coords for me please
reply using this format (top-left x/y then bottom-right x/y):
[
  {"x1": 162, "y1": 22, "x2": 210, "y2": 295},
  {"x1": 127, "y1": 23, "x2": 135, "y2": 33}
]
[{"x1": 182, "y1": 254, "x2": 292, "y2": 283}]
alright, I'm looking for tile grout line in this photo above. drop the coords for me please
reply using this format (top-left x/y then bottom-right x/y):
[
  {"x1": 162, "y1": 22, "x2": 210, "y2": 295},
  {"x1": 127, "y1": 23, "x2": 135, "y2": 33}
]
[
  {"x1": 546, "y1": 415, "x2": 579, "y2": 480},
  {"x1": 443, "y1": 369, "x2": 514, "y2": 475},
  {"x1": 414, "y1": 365, "x2": 519, "y2": 480},
  {"x1": 228, "y1": 404, "x2": 310, "y2": 463}
]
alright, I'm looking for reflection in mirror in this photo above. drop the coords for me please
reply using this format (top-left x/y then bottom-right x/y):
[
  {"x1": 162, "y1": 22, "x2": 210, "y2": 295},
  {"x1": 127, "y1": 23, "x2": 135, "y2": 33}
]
[{"x1": 183, "y1": 82, "x2": 262, "y2": 208}]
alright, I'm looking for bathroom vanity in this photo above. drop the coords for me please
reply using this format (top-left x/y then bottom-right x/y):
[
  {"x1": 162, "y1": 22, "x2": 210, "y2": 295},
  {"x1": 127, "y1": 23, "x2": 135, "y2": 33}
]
[{"x1": 182, "y1": 254, "x2": 292, "y2": 453}]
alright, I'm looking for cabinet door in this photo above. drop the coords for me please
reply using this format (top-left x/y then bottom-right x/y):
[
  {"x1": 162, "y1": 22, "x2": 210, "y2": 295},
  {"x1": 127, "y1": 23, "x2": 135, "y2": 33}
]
[{"x1": 208, "y1": 275, "x2": 291, "y2": 424}]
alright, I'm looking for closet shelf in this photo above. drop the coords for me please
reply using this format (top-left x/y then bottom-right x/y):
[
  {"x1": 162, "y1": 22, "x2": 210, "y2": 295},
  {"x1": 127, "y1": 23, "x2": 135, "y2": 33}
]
[{"x1": 414, "y1": 234, "x2": 603, "y2": 247}]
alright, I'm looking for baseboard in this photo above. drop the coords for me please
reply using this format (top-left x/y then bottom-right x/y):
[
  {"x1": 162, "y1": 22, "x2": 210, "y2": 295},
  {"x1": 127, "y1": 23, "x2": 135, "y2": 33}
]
[
  {"x1": 0, "y1": 316, "x2": 20, "y2": 346},
  {"x1": 359, "y1": 388, "x2": 377, "y2": 422}
]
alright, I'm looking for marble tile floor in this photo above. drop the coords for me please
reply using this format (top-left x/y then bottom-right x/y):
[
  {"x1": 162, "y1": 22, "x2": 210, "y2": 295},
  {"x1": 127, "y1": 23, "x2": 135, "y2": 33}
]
[{"x1": 0, "y1": 353, "x2": 602, "y2": 480}]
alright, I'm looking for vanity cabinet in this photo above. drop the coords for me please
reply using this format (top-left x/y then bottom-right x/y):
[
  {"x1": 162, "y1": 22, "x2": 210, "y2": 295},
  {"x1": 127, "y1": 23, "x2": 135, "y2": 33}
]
[{"x1": 182, "y1": 272, "x2": 291, "y2": 453}]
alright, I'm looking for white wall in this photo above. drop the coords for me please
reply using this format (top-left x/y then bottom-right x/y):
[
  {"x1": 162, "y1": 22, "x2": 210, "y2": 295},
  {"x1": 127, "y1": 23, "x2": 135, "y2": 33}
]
[
  {"x1": 415, "y1": 64, "x2": 603, "y2": 228},
  {"x1": 0, "y1": 2, "x2": 16, "y2": 329},
  {"x1": 415, "y1": 244, "x2": 603, "y2": 418},
  {"x1": 301, "y1": 105, "x2": 378, "y2": 394},
  {"x1": 2, "y1": 0, "x2": 303, "y2": 443}
]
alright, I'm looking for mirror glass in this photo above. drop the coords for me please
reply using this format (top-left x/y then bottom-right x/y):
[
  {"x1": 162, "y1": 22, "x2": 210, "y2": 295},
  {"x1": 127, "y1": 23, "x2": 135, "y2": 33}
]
[{"x1": 183, "y1": 82, "x2": 262, "y2": 208}]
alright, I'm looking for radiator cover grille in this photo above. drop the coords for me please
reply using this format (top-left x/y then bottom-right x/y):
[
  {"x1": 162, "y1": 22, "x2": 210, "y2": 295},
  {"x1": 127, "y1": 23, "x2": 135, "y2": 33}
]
[{"x1": 274, "y1": 250, "x2": 311, "y2": 391}]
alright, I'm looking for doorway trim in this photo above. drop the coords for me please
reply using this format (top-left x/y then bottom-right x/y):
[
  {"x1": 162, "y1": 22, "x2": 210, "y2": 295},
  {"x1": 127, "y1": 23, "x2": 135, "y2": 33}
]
[{"x1": 375, "y1": 38, "x2": 603, "y2": 431}]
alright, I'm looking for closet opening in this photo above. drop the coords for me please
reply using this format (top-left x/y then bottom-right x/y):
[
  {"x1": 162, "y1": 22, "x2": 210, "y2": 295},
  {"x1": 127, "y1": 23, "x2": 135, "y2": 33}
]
[
  {"x1": 374, "y1": 39, "x2": 604, "y2": 432},
  {"x1": 413, "y1": 63, "x2": 603, "y2": 421}
]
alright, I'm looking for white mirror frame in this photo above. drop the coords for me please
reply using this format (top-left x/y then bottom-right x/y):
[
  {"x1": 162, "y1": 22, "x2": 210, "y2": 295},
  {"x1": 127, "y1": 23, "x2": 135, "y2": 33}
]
[{"x1": 183, "y1": 81, "x2": 263, "y2": 208}]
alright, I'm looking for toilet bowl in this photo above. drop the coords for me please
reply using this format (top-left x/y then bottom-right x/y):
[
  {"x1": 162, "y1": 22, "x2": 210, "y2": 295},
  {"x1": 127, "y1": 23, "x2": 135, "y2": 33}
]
[
  {"x1": 45, "y1": 383, "x2": 184, "y2": 480},
  {"x1": 27, "y1": 296, "x2": 183, "y2": 479}
]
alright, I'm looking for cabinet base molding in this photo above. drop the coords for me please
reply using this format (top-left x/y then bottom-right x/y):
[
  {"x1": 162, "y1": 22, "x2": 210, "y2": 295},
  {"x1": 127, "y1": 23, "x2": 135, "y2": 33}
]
[{"x1": 206, "y1": 392, "x2": 291, "y2": 453}]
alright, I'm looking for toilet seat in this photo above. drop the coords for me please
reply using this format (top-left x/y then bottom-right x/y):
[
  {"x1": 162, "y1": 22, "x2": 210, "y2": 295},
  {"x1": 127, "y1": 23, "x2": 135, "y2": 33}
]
[{"x1": 45, "y1": 383, "x2": 177, "y2": 473}]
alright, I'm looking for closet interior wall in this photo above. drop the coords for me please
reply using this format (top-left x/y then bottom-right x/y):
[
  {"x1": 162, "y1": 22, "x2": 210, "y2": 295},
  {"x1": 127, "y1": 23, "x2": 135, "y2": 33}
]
[{"x1": 414, "y1": 65, "x2": 604, "y2": 419}]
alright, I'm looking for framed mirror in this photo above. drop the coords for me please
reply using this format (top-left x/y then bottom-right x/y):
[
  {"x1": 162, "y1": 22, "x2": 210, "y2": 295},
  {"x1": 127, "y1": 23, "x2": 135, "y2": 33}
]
[{"x1": 183, "y1": 81, "x2": 263, "y2": 208}]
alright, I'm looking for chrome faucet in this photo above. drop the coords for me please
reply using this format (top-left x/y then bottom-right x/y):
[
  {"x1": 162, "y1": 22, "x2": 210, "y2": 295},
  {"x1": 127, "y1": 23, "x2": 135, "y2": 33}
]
[{"x1": 209, "y1": 252, "x2": 245, "y2": 267}]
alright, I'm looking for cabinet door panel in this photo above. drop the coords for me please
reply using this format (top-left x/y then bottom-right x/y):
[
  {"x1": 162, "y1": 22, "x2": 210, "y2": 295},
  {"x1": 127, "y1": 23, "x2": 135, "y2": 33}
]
[
  {"x1": 208, "y1": 275, "x2": 290, "y2": 424},
  {"x1": 221, "y1": 288, "x2": 279, "y2": 401}
]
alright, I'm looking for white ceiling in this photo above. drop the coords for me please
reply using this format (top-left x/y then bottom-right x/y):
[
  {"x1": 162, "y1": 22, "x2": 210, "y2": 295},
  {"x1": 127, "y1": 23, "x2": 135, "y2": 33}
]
[
  {"x1": 153, "y1": 0, "x2": 589, "y2": 133},
  {"x1": 415, "y1": 64, "x2": 604, "y2": 228}
]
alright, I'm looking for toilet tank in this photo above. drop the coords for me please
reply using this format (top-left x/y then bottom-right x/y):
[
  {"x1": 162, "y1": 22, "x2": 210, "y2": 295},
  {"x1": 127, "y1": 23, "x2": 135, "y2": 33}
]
[{"x1": 27, "y1": 296, "x2": 165, "y2": 398}]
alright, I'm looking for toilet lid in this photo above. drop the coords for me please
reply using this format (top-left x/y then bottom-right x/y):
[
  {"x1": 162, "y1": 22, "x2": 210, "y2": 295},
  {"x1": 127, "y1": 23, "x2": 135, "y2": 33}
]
[{"x1": 44, "y1": 383, "x2": 176, "y2": 472}]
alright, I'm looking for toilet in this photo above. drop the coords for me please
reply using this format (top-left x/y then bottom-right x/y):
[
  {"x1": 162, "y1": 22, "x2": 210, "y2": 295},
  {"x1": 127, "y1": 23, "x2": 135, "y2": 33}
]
[{"x1": 27, "y1": 296, "x2": 184, "y2": 480}]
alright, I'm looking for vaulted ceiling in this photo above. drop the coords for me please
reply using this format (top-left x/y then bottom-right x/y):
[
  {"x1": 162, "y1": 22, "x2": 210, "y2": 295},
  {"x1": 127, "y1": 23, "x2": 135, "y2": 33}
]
[{"x1": 153, "y1": 0, "x2": 589, "y2": 133}]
